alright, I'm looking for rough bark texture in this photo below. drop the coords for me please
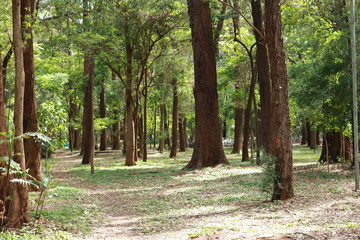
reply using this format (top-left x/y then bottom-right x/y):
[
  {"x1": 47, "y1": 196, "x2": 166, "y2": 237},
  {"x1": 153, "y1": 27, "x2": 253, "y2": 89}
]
[
  {"x1": 99, "y1": 78, "x2": 107, "y2": 151},
  {"x1": 0, "y1": 44, "x2": 10, "y2": 229},
  {"x1": 265, "y1": 0, "x2": 294, "y2": 200},
  {"x1": 10, "y1": 0, "x2": 30, "y2": 227},
  {"x1": 21, "y1": 0, "x2": 42, "y2": 183},
  {"x1": 319, "y1": 131, "x2": 353, "y2": 163},
  {"x1": 124, "y1": 38, "x2": 136, "y2": 166},
  {"x1": 231, "y1": 102, "x2": 244, "y2": 154},
  {"x1": 251, "y1": 0, "x2": 272, "y2": 152},
  {"x1": 112, "y1": 108, "x2": 121, "y2": 150},
  {"x1": 169, "y1": 80, "x2": 179, "y2": 158},
  {"x1": 81, "y1": 55, "x2": 95, "y2": 165},
  {"x1": 185, "y1": 0, "x2": 228, "y2": 169}
]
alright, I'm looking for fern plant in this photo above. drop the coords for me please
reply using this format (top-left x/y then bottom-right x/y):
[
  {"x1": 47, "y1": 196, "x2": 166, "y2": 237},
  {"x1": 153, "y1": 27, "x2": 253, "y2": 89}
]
[{"x1": 0, "y1": 132, "x2": 52, "y2": 232}]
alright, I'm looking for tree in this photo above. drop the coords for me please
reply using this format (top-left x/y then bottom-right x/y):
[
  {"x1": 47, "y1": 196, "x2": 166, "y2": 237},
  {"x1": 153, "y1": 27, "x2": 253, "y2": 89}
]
[
  {"x1": 9, "y1": 0, "x2": 30, "y2": 227},
  {"x1": 21, "y1": 0, "x2": 42, "y2": 184},
  {"x1": 265, "y1": 0, "x2": 294, "y2": 200},
  {"x1": 99, "y1": 71, "x2": 107, "y2": 151},
  {"x1": 251, "y1": 0, "x2": 271, "y2": 152},
  {"x1": 185, "y1": 0, "x2": 228, "y2": 169},
  {"x1": 0, "y1": 46, "x2": 10, "y2": 229},
  {"x1": 81, "y1": 0, "x2": 95, "y2": 174},
  {"x1": 81, "y1": 54, "x2": 95, "y2": 171},
  {"x1": 169, "y1": 78, "x2": 179, "y2": 158}
]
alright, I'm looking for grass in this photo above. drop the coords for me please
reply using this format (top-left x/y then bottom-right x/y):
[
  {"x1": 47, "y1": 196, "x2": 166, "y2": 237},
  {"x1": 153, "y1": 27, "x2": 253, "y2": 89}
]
[{"x1": 2, "y1": 144, "x2": 359, "y2": 239}]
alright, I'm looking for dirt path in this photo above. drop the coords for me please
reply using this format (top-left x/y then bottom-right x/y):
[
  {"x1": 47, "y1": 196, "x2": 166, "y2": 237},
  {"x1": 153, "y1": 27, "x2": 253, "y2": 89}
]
[
  {"x1": 50, "y1": 150, "x2": 360, "y2": 240},
  {"x1": 51, "y1": 151, "x2": 144, "y2": 240}
]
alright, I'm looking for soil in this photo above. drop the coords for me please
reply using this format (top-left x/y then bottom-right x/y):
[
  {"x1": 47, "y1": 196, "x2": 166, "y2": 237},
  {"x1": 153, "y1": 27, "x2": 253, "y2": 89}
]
[{"x1": 49, "y1": 150, "x2": 360, "y2": 240}]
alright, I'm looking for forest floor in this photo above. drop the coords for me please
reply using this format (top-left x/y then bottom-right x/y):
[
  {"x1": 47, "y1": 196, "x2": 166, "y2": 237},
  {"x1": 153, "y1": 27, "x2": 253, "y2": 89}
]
[{"x1": 27, "y1": 146, "x2": 360, "y2": 239}]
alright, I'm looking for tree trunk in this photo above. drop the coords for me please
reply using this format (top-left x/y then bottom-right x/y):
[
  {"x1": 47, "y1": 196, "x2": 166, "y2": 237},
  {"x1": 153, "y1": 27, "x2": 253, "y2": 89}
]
[
  {"x1": 159, "y1": 104, "x2": 165, "y2": 153},
  {"x1": 251, "y1": 0, "x2": 272, "y2": 152},
  {"x1": 231, "y1": 102, "x2": 244, "y2": 154},
  {"x1": 99, "y1": 78, "x2": 107, "y2": 151},
  {"x1": 0, "y1": 43, "x2": 10, "y2": 230},
  {"x1": 81, "y1": 55, "x2": 95, "y2": 169},
  {"x1": 306, "y1": 120, "x2": 312, "y2": 147},
  {"x1": 319, "y1": 131, "x2": 353, "y2": 163},
  {"x1": 300, "y1": 120, "x2": 307, "y2": 145},
  {"x1": 309, "y1": 129, "x2": 317, "y2": 150},
  {"x1": 183, "y1": 117, "x2": 188, "y2": 148},
  {"x1": 112, "y1": 108, "x2": 121, "y2": 150},
  {"x1": 21, "y1": 0, "x2": 42, "y2": 184},
  {"x1": 222, "y1": 120, "x2": 227, "y2": 139},
  {"x1": 185, "y1": 0, "x2": 228, "y2": 169},
  {"x1": 169, "y1": 79, "x2": 179, "y2": 158},
  {"x1": 2, "y1": 46, "x2": 13, "y2": 99},
  {"x1": 124, "y1": 34, "x2": 136, "y2": 166},
  {"x1": 265, "y1": 0, "x2": 294, "y2": 200},
  {"x1": 164, "y1": 106, "x2": 171, "y2": 149},
  {"x1": 9, "y1": 0, "x2": 30, "y2": 227},
  {"x1": 179, "y1": 115, "x2": 186, "y2": 152},
  {"x1": 143, "y1": 80, "x2": 148, "y2": 161},
  {"x1": 153, "y1": 106, "x2": 156, "y2": 148}
]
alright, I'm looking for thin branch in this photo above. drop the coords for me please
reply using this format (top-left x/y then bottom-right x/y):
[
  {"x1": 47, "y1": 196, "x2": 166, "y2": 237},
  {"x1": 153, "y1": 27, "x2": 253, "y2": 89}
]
[{"x1": 217, "y1": 0, "x2": 266, "y2": 42}]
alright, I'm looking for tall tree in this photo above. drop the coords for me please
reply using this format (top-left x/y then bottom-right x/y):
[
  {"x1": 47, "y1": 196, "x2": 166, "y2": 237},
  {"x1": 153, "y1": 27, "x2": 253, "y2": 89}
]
[
  {"x1": 265, "y1": 0, "x2": 294, "y2": 200},
  {"x1": 10, "y1": 0, "x2": 30, "y2": 227},
  {"x1": 99, "y1": 76, "x2": 107, "y2": 151},
  {"x1": 251, "y1": 0, "x2": 271, "y2": 152},
  {"x1": 185, "y1": 0, "x2": 228, "y2": 169},
  {"x1": 21, "y1": 0, "x2": 42, "y2": 183},
  {"x1": 169, "y1": 78, "x2": 179, "y2": 158},
  {"x1": 81, "y1": 0, "x2": 95, "y2": 173},
  {"x1": 0, "y1": 47, "x2": 10, "y2": 229},
  {"x1": 81, "y1": 55, "x2": 95, "y2": 170}
]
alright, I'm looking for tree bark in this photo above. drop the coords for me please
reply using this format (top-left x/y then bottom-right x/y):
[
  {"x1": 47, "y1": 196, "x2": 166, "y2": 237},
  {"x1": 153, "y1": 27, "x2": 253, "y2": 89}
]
[
  {"x1": 124, "y1": 34, "x2": 136, "y2": 166},
  {"x1": 185, "y1": 0, "x2": 228, "y2": 169},
  {"x1": 10, "y1": 0, "x2": 30, "y2": 227},
  {"x1": 183, "y1": 117, "x2": 188, "y2": 148},
  {"x1": 0, "y1": 45, "x2": 10, "y2": 229},
  {"x1": 300, "y1": 120, "x2": 307, "y2": 145},
  {"x1": 81, "y1": 55, "x2": 95, "y2": 169},
  {"x1": 21, "y1": 0, "x2": 42, "y2": 184},
  {"x1": 159, "y1": 104, "x2": 165, "y2": 153},
  {"x1": 306, "y1": 120, "x2": 312, "y2": 147},
  {"x1": 112, "y1": 108, "x2": 121, "y2": 150},
  {"x1": 231, "y1": 102, "x2": 244, "y2": 154},
  {"x1": 143, "y1": 82, "x2": 148, "y2": 161},
  {"x1": 309, "y1": 129, "x2": 317, "y2": 150},
  {"x1": 251, "y1": 0, "x2": 272, "y2": 152},
  {"x1": 179, "y1": 115, "x2": 186, "y2": 152},
  {"x1": 2, "y1": 46, "x2": 13, "y2": 99},
  {"x1": 169, "y1": 79, "x2": 179, "y2": 158},
  {"x1": 99, "y1": 77, "x2": 107, "y2": 151},
  {"x1": 265, "y1": 0, "x2": 294, "y2": 200},
  {"x1": 319, "y1": 131, "x2": 353, "y2": 163}
]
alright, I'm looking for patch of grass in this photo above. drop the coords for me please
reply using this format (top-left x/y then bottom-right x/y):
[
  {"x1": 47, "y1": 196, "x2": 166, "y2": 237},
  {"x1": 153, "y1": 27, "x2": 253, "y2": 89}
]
[
  {"x1": 0, "y1": 225, "x2": 71, "y2": 240},
  {"x1": 292, "y1": 144, "x2": 320, "y2": 163},
  {"x1": 39, "y1": 205, "x2": 100, "y2": 233}
]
